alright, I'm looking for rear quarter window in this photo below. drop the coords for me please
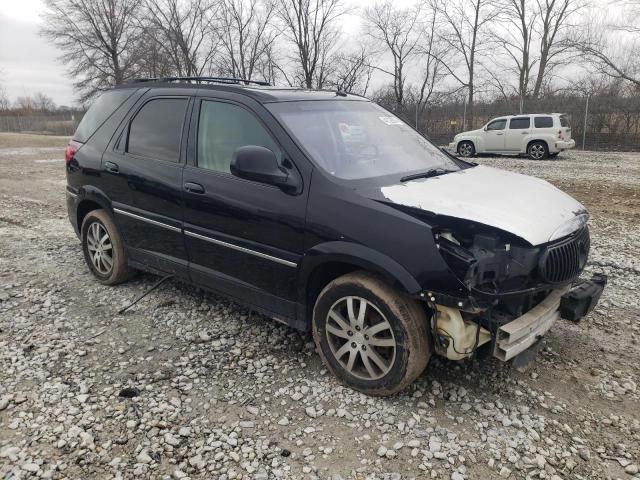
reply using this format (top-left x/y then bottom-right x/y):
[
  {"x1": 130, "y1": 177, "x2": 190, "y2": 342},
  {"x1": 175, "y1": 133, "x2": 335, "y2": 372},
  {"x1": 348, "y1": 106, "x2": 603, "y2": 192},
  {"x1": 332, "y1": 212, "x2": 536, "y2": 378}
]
[
  {"x1": 534, "y1": 116, "x2": 554, "y2": 128},
  {"x1": 74, "y1": 89, "x2": 136, "y2": 143}
]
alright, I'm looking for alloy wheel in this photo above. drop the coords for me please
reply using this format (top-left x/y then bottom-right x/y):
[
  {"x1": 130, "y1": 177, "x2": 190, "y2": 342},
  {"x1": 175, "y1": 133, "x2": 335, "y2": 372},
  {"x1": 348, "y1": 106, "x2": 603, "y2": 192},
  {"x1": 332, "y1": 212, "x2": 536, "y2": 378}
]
[
  {"x1": 325, "y1": 296, "x2": 396, "y2": 380},
  {"x1": 529, "y1": 144, "x2": 546, "y2": 159},
  {"x1": 459, "y1": 143, "x2": 473, "y2": 157},
  {"x1": 86, "y1": 221, "x2": 113, "y2": 275}
]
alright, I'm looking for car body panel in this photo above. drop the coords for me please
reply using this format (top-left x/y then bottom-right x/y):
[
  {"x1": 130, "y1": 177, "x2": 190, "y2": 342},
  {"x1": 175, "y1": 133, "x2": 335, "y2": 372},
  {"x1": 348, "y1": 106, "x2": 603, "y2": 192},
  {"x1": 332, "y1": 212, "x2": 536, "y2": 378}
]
[{"x1": 377, "y1": 165, "x2": 587, "y2": 246}]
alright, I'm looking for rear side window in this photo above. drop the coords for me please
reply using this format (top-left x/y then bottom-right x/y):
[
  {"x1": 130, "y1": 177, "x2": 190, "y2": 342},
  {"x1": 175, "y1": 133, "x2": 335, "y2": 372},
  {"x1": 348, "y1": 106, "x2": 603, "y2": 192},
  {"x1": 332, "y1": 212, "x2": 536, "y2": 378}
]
[
  {"x1": 534, "y1": 116, "x2": 553, "y2": 128},
  {"x1": 197, "y1": 100, "x2": 281, "y2": 174},
  {"x1": 127, "y1": 98, "x2": 188, "y2": 162},
  {"x1": 74, "y1": 89, "x2": 135, "y2": 143},
  {"x1": 560, "y1": 115, "x2": 570, "y2": 127},
  {"x1": 509, "y1": 117, "x2": 530, "y2": 129}
]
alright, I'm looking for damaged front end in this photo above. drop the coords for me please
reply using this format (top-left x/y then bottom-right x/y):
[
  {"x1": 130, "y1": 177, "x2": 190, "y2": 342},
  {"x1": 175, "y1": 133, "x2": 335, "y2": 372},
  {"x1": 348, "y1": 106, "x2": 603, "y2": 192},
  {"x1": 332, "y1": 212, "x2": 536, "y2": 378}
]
[{"x1": 422, "y1": 217, "x2": 606, "y2": 365}]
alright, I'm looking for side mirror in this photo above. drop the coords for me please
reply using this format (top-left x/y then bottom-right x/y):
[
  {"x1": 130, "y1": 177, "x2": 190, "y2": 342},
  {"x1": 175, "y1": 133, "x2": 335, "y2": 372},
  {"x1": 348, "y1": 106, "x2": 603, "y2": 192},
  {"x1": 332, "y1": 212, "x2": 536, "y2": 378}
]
[
  {"x1": 231, "y1": 146, "x2": 296, "y2": 191},
  {"x1": 483, "y1": 126, "x2": 488, "y2": 131}
]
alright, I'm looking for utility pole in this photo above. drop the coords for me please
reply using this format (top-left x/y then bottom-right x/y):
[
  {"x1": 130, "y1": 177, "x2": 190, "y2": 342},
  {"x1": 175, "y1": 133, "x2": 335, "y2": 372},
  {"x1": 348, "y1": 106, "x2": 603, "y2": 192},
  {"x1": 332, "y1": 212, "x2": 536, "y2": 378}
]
[{"x1": 582, "y1": 95, "x2": 589, "y2": 150}]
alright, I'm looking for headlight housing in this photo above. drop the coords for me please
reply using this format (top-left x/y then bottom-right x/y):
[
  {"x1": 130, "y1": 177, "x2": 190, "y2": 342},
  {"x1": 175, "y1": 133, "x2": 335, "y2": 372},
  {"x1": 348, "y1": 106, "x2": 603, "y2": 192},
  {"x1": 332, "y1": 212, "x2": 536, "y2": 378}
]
[{"x1": 549, "y1": 213, "x2": 589, "y2": 242}]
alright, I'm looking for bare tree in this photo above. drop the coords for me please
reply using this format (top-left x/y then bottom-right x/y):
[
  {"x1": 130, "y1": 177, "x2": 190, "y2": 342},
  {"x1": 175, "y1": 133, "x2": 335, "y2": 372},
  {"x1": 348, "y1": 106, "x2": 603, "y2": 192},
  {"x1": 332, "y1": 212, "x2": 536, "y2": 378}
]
[
  {"x1": 363, "y1": 1, "x2": 423, "y2": 112},
  {"x1": 42, "y1": 0, "x2": 139, "y2": 102},
  {"x1": 532, "y1": 0, "x2": 581, "y2": 97},
  {"x1": 414, "y1": 3, "x2": 447, "y2": 118},
  {"x1": 433, "y1": 0, "x2": 500, "y2": 129},
  {"x1": 571, "y1": 1, "x2": 640, "y2": 87},
  {"x1": 330, "y1": 46, "x2": 375, "y2": 95},
  {"x1": 14, "y1": 96, "x2": 35, "y2": 112},
  {"x1": 493, "y1": 0, "x2": 535, "y2": 111},
  {"x1": 276, "y1": 0, "x2": 347, "y2": 88},
  {"x1": 32, "y1": 92, "x2": 57, "y2": 112},
  {"x1": 140, "y1": 0, "x2": 219, "y2": 77},
  {"x1": 217, "y1": 0, "x2": 278, "y2": 81},
  {"x1": 0, "y1": 71, "x2": 9, "y2": 111}
]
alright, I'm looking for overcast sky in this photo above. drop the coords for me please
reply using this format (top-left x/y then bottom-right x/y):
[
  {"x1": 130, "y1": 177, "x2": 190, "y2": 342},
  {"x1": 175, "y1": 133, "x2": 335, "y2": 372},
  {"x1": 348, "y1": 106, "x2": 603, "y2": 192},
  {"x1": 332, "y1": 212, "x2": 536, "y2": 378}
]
[
  {"x1": 0, "y1": 0, "x2": 75, "y2": 106},
  {"x1": 0, "y1": 0, "x2": 413, "y2": 107}
]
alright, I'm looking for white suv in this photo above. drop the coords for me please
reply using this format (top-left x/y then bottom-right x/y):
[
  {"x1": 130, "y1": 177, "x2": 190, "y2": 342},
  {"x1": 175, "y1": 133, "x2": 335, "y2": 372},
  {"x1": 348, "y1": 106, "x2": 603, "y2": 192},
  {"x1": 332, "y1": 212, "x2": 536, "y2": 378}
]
[{"x1": 449, "y1": 113, "x2": 575, "y2": 160}]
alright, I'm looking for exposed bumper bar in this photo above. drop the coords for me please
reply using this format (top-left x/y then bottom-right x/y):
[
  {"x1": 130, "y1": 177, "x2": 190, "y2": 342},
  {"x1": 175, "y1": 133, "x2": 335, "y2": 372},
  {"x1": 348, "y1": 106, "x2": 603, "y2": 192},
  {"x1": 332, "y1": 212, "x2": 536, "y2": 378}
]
[{"x1": 494, "y1": 287, "x2": 569, "y2": 361}]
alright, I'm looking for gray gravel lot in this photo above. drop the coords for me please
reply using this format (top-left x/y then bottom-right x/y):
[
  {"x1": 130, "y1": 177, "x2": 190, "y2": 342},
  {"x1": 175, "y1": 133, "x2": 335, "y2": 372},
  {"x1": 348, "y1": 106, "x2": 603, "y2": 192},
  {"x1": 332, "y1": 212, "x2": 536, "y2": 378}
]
[{"x1": 0, "y1": 133, "x2": 639, "y2": 480}]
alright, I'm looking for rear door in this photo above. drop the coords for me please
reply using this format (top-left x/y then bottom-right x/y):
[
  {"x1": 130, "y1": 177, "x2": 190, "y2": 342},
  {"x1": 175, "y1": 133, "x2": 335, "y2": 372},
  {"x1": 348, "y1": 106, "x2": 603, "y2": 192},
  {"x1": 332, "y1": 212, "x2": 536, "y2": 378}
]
[
  {"x1": 102, "y1": 93, "x2": 191, "y2": 276},
  {"x1": 505, "y1": 116, "x2": 531, "y2": 151},
  {"x1": 182, "y1": 94, "x2": 308, "y2": 320}
]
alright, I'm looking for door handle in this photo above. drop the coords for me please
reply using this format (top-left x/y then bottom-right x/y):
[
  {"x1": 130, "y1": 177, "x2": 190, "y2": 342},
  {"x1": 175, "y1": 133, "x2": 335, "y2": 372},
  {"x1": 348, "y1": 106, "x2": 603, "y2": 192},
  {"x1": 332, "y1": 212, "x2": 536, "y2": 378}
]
[
  {"x1": 184, "y1": 182, "x2": 205, "y2": 194},
  {"x1": 496, "y1": 133, "x2": 504, "y2": 135},
  {"x1": 521, "y1": 131, "x2": 529, "y2": 134},
  {"x1": 105, "y1": 161, "x2": 119, "y2": 173}
]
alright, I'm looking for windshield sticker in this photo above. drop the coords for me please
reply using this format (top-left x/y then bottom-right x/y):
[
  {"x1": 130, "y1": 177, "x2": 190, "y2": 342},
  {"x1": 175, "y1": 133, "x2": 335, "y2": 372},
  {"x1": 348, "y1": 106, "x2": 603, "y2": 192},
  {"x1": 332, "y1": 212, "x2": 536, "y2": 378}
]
[{"x1": 379, "y1": 116, "x2": 404, "y2": 125}]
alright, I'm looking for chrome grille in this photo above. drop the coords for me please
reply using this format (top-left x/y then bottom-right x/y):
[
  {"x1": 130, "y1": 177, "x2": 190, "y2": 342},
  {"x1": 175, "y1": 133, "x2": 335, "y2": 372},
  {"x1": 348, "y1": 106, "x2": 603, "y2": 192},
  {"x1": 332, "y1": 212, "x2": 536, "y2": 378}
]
[{"x1": 539, "y1": 227, "x2": 590, "y2": 284}]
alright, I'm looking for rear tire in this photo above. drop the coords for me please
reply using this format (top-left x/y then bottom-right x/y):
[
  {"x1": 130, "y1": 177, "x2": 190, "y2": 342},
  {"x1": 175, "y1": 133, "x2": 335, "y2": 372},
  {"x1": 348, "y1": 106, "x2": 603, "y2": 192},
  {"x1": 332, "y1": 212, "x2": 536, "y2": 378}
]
[
  {"x1": 312, "y1": 271, "x2": 431, "y2": 396},
  {"x1": 457, "y1": 141, "x2": 475, "y2": 158},
  {"x1": 81, "y1": 209, "x2": 133, "y2": 285},
  {"x1": 528, "y1": 141, "x2": 548, "y2": 160}
]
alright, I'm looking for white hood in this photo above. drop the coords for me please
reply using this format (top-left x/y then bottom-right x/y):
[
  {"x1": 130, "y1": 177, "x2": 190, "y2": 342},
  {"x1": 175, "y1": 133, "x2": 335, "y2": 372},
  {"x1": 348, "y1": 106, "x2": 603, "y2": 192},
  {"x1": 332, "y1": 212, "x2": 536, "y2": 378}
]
[{"x1": 380, "y1": 165, "x2": 588, "y2": 246}]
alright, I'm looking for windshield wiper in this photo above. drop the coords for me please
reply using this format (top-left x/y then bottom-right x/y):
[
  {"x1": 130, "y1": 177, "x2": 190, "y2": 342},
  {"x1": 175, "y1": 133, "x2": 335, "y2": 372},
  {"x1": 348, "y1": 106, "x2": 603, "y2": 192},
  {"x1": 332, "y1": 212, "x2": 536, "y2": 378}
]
[{"x1": 400, "y1": 168, "x2": 456, "y2": 182}]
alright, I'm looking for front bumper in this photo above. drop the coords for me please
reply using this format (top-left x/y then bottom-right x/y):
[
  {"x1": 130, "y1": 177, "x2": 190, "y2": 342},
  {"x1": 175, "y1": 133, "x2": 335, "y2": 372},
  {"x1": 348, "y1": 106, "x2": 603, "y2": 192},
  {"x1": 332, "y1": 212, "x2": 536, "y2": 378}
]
[
  {"x1": 494, "y1": 274, "x2": 606, "y2": 361},
  {"x1": 448, "y1": 142, "x2": 457, "y2": 150},
  {"x1": 555, "y1": 139, "x2": 575, "y2": 151}
]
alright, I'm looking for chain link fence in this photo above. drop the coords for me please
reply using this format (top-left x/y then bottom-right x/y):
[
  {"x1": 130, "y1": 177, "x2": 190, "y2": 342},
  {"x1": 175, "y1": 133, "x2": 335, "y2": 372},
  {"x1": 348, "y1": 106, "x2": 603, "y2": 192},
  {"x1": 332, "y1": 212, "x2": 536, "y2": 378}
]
[
  {"x1": 2, "y1": 94, "x2": 640, "y2": 151},
  {"x1": 389, "y1": 94, "x2": 640, "y2": 151},
  {"x1": 0, "y1": 114, "x2": 82, "y2": 136}
]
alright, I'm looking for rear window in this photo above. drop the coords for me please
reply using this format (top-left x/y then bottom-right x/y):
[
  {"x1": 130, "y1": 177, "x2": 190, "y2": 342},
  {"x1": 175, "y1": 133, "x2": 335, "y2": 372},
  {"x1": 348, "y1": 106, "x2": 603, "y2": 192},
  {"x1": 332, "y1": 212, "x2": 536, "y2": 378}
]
[
  {"x1": 509, "y1": 117, "x2": 530, "y2": 129},
  {"x1": 127, "y1": 98, "x2": 188, "y2": 162},
  {"x1": 534, "y1": 116, "x2": 553, "y2": 128},
  {"x1": 560, "y1": 115, "x2": 570, "y2": 127},
  {"x1": 74, "y1": 89, "x2": 136, "y2": 143}
]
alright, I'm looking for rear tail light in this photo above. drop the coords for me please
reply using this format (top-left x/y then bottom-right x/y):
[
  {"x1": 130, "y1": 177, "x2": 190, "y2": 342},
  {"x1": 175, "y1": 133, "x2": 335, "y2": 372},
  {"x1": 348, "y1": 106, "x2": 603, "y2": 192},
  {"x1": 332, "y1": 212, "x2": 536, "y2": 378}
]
[
  {"x1": 65, "y1": 140, "x2": 82, "y2": 165},
  {"x1": 557, "y1": 129, "x2": 563, "y2": 140}
]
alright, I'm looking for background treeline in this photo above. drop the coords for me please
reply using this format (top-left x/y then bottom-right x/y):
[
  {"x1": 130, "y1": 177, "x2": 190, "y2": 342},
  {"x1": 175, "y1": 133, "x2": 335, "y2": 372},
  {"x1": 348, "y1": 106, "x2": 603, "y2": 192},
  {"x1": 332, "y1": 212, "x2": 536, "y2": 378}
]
[{"x1": 0, "y1": 0, "x2": 639, "y2": 149}]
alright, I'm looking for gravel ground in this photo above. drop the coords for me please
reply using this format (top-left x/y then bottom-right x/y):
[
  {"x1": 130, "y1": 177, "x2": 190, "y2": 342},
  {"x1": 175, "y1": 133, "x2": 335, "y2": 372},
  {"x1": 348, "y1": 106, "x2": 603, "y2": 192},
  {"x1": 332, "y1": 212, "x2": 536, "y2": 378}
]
[{"x1": 0, "y1": 132, "x2": 638, "y2": 480}]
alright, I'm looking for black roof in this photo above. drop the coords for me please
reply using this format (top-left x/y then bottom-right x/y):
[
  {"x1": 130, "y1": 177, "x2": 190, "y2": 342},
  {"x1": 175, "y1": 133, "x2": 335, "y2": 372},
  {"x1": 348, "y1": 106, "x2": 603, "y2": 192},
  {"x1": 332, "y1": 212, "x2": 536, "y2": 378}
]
[{"x1": 113, "y1": 77, "x2": 368, "y2": 103}]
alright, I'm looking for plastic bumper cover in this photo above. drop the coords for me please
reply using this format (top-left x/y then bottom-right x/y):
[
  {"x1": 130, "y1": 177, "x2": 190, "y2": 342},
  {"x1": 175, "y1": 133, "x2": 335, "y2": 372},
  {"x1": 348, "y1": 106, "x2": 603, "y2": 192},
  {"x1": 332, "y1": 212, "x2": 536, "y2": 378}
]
[
  {"x1": 494, "y1": 274, "x2": 606, "y2": 361},
  {"x1": 555, "y1": 139, "x2": 576, "y2": 150}
]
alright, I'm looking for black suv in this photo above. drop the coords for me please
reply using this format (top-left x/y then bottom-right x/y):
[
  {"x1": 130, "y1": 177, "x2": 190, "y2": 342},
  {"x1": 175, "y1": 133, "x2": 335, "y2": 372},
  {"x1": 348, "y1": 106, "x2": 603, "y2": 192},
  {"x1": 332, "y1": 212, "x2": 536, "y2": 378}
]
[{"x1": 66, "y1": 77, "x2": 605, "y2": 395}]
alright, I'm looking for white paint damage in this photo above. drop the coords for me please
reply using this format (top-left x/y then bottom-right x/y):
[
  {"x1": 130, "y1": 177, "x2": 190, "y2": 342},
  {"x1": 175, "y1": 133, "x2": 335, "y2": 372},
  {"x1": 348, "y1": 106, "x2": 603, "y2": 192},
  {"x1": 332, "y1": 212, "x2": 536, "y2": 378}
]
[{"x1": 380, "y1": 165, "x2": 587, "y2": 246}]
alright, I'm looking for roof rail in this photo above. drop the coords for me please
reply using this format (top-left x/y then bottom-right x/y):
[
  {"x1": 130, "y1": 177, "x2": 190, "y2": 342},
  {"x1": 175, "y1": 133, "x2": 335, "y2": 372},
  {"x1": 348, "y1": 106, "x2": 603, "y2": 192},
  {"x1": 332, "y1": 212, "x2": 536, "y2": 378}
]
[{"x1": 131, "y1": 76, "x2": 271, "y2": 86}]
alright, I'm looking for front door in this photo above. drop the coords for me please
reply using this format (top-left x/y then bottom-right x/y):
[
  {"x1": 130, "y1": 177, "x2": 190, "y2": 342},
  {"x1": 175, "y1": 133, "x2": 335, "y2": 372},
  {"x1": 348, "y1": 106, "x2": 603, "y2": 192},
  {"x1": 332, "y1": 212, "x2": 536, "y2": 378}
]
[
  {"x1": 182, "y1": 97, "x2": 308, "y2": 320},
  {"x1": 484, "y1": 118, "x2": 507, "y2": 151},
  {"x1": 101, "y1": 95, "x2": 190, "y2": 276}
]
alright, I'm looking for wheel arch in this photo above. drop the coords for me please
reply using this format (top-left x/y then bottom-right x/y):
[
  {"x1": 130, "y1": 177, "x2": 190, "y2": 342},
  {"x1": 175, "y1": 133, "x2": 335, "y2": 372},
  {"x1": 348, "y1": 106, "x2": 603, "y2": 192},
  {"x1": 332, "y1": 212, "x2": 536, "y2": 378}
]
[
  {"x1": 457, "y1": 138, "x2": 477, "y2": 154},
  {"x1": 299, "y1": 242, "x2": 422, "y2": 328},
  {"x1": 526, "y1": 138, "x2": 549, "y2": 154},
  {"x1": 76, "y1": 186, "x2": 113, "y2": 231}
]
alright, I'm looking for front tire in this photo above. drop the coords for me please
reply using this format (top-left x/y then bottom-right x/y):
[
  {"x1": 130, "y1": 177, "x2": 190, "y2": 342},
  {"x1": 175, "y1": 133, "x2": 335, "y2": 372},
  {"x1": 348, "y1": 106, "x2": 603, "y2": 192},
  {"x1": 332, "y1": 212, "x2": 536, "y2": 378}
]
[
  {"x1": 457, "y1": 141, "x2": 475, "y2": 158},
  {"x1": 81, "y1": 209, "x2": 132, "y2": 285},
  {"x1": 528, "y1": 141, "x2": 548, "y2": 160},
  {"x1": 312, "y1": 271, "x2": 431, "y2": 396}
]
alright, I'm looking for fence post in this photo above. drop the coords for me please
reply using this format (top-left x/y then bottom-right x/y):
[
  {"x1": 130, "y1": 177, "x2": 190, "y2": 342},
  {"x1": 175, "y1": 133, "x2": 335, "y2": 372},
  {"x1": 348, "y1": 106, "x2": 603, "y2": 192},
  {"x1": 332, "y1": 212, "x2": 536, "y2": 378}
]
[{"x1": 582, "y1": 95, "x2": 589, "y2": 150}]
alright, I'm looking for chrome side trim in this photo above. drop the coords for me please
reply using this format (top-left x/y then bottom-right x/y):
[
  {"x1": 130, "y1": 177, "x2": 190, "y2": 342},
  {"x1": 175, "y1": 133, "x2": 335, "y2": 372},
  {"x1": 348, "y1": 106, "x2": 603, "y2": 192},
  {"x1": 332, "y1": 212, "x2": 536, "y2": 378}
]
[
  {"x1": 113, "y1": 208, "x2": 182, "y2": 233},
  {"x1": 185, "y1": 230, "x2": 297, "y2": 268}
]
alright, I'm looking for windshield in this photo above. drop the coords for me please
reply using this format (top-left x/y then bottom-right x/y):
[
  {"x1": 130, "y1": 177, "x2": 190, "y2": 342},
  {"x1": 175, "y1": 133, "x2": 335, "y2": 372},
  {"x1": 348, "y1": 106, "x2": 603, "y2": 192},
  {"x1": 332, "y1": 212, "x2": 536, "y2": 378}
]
[{"x1": 267, "y1": 100, "x2": 461, "y2": 180}]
